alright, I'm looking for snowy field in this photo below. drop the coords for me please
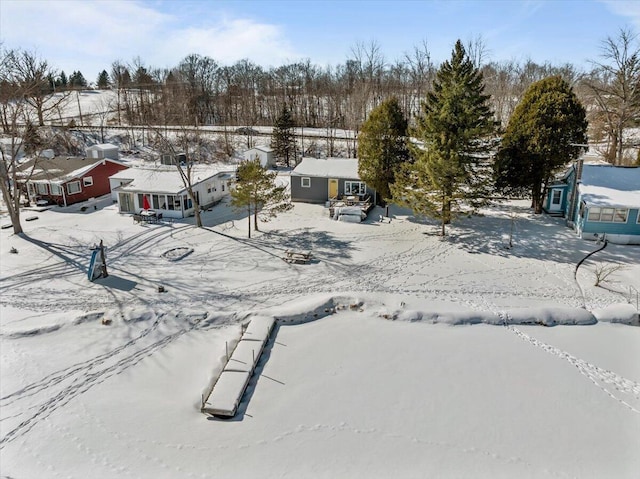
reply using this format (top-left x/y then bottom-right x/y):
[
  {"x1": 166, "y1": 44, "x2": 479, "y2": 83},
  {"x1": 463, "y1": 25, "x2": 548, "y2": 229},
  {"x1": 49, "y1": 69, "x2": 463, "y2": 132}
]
[{"x1": 1, "y1": 192, "x2": 639, "y2": 478}]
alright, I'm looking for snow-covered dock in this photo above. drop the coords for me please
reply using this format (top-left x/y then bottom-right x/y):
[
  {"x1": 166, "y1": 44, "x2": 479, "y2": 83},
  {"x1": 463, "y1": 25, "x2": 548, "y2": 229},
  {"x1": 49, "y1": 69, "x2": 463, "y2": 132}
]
[{"x1": 202, "y1": 316, "x2": 276, "y2": 417}]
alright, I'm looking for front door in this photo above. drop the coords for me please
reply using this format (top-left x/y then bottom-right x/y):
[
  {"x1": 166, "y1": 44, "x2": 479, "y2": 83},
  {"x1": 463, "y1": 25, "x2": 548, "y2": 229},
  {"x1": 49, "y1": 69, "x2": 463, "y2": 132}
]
[
  {"x1": 328, "y1": 179, "x2": 338, "y2": 199},
  {"x1": 549, "y1": 189, "x2": 563, "y2": 212}
]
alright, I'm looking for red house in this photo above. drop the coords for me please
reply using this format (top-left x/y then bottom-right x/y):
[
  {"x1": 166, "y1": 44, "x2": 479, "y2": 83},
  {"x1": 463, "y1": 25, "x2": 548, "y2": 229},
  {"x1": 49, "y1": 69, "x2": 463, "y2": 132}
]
[{"x1": 19, "y1": 156, "x2": 128, "y2": 207}]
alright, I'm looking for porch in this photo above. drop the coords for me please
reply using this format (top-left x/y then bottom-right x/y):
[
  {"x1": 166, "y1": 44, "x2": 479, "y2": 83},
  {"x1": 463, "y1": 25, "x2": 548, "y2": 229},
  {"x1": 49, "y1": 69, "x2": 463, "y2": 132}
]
[{"x1": 328, "y1": 194, "x2": 374, "y2": 219}]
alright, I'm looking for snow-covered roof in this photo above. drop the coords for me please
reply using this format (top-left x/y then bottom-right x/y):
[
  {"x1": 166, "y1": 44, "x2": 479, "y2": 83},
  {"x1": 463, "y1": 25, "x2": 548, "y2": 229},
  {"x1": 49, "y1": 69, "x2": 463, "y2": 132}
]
[
  {"x1": 291, "y1": 157, "x2": 360, "y2": 179},
  {"x1": 579, "y1": 165, "x2": 640, "y2": 207},
  {"x1": 19, "y1": 157, "x2": 125, "y2": 183},
  {"x1": 87, "y1": 143, "x2": 118, "y2": 151},
  {"x1": 110, "y1": 165, "x2": 235, "y2": 194}
]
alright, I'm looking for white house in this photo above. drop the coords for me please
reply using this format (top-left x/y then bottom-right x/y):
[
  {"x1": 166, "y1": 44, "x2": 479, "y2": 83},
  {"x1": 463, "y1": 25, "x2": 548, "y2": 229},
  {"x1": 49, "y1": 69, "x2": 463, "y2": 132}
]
[
  {"x1": 86, "y1": 143, "x2": 119, "y2": 160},
  {"x1": 243, "y1": 146, "x2": 275, "y2": 168},
  {"x1": 109, "y1": 165, "x2": 236, "y2": 219}
]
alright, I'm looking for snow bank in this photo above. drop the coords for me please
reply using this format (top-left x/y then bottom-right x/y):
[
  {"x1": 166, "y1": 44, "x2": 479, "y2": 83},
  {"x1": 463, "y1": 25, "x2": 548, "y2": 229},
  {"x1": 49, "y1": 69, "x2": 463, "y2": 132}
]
[
  {"x1": 504, "y1": 306, "x2": 597, "y2": 326},
  {"x1": 263, "y1": 294, "x2": 632, "y2": 328},
  {"x1": 592, "y1": 303, "x2": 640, "y2": 325},
  {"x1": 390, "y1": 306, "x2": 596, "y2": 326}
]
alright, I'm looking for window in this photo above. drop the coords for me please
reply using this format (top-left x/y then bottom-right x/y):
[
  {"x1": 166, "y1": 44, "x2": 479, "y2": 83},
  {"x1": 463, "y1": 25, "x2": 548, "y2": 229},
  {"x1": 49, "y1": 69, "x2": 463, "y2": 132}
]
[
  {"x1": 166, "y1": 195, "x2": 175, "y2": 210},
  {"x1": 36, "y1": 183, "x2": 48, "y2": 195},
  {"x1": 50, "y1": 183, "x2": 62, "y2": 196},
  {"x1": 83, "y1": 176, "x2": 93, "y2": 187},
  {"x1": 637, "y1": 210, "x2": 640, "y2": 224},
  {"x1": 587, "y1": 206, "x2": 628, "y2": 223},
  {"x1": 301, "y1": 177, "x2": 311, "y2": 188},
  {"x1": 614, "y1": 209, "x2": 628, "y2": 223},
  {"x1": 551, "y1": 190, "x2": 562, "y2": 205},
  {"x1": 152, "y1": 194, "x2": 161, "y2": 209},
  {"x1": 222, "y1": 183, "x2": 225, "y2": 192},
  {"x1": 600, "y1": 208, "x2": 615, "y2": 222},
  {"x1": 345, "y1": 181, "x2": 366, "y2": 196},
  {"x1": 67, "y1": 181, "x2": 81, "y2": 195}
]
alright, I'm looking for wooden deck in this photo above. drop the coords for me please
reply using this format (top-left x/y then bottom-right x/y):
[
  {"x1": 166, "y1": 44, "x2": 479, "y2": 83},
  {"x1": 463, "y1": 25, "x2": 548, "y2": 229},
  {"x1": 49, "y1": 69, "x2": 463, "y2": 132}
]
[{"x1": 328, "y1": 195, "x2": 374, "y2": 219}]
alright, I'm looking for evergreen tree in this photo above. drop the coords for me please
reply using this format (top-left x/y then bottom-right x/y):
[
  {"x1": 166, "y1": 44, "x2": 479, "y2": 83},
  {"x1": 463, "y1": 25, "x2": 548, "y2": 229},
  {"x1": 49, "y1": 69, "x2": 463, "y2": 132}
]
[
  {"x1": 47, "y1": 73, "x2": 56, "y2": 92},
  {"x1": 133, "y1": 66, "x2": 154, "y2": 86},
  {"x1": 270, "y1": 105, "x2": 296, "y2": 167},
  {"x1": 97, "y1": 70, "x2": 110, "y2": 89},
  {"x1": 494, "y1": 76, "x2": 587, "y2": 214},
  {"x1": 69, "y1": 71, "x2": 87, "y2": 88},
  {"x1": 230, "y1": 159, "x2": 292, "y2": 238},
  {"x1": 58, "y1": 71, "x2": 68, "y2": 88},
  {"x1": 23, "y1": 120, "x2": 45, "y2": 155},
  {"x1": 391, "y1": 40, "x2": 495, "y2": 235},
  {"x1": 357, "y1": 97, "x2": 410, "y2": 205}
]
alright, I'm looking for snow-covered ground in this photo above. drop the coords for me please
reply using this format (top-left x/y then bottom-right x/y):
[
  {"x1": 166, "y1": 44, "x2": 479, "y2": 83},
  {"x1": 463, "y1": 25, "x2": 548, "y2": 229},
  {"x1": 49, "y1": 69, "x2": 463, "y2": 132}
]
[{"x1": 1, "y1": 191, "x2": 639, "y2": 478}]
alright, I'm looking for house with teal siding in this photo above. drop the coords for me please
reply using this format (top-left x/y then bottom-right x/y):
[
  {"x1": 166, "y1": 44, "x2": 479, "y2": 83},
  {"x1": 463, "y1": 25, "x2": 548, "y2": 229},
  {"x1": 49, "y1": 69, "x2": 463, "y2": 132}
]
[{"x1": 545, "y1": 160, "x2": 640, "y2": 244}]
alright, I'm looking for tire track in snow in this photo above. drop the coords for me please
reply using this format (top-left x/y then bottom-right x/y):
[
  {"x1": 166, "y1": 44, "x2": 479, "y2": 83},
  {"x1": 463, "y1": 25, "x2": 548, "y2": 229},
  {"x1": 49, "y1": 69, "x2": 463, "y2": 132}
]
[
  {"x1": 0, "y1": 317, "x2": 162, "y2": 406},
  {"x1": 0, "y1": 322, "x2": 194, "y2": 448}
]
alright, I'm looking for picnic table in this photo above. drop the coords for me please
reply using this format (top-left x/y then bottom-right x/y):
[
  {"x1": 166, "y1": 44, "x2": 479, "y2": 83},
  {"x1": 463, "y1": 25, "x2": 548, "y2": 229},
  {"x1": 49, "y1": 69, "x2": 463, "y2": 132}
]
[
  {"x1": 284, "y1": 250, "x2": 312, "y2": 264},
  {"x1": 133, "y1": 210, "x2": 163, "y2": 224}
]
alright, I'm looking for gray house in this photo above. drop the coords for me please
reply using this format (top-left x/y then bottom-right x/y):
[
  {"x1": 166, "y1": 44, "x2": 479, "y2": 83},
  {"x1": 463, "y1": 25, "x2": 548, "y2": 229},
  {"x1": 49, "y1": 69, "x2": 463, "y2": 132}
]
[{"x1": 290, "y1": 157, "x2": 376, "y2": 203}]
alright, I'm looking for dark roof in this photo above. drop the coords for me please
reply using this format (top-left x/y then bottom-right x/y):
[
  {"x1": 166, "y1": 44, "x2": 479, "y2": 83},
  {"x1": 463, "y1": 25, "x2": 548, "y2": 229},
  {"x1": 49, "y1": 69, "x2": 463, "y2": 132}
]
[{"x1": 19, "y1": 156, "x2": 118, "y2": 182}]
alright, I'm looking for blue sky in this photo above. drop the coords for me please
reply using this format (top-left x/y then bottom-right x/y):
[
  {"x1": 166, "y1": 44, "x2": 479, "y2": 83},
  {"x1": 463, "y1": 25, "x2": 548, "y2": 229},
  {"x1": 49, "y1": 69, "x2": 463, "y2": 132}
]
[{"x1": 1, "y1": 0, "x2": 639, "y2": 84}]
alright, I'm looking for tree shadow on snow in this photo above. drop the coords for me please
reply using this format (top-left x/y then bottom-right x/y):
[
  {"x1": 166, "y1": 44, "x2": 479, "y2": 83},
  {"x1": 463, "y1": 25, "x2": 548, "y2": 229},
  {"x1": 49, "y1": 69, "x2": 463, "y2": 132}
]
[
  {"x1": 446, "y1": 203, "x2": 640, "y2": 266},
  {"x1": 256, "y1": 228, "x2": 354, "y2": 262}
]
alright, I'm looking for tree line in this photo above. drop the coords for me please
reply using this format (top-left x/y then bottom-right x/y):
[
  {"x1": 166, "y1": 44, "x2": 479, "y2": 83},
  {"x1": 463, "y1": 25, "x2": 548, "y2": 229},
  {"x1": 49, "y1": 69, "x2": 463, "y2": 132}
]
[{"x1": 2, "y1": 29, "x2": 638, "y2": 165}]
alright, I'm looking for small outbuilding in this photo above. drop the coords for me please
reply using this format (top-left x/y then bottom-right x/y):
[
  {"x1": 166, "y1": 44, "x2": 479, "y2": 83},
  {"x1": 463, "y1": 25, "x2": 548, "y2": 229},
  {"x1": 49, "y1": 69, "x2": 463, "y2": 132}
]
[
  {"x1": 86, "y1": 143, "x2": 119, "y2": 160},
  {"x1": 243, "y1": 146, "x2": 275, "y2": 168},
  {"x1": 290, "y1": 157, "x2": 376, "y2": 204},
  {"x1": 109, "y1": 165, "x2": 236, "y2": 219}
]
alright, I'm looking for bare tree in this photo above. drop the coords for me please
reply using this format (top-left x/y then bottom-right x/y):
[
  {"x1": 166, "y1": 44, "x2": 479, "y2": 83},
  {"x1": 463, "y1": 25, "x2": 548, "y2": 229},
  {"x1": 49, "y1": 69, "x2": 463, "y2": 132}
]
[
  {"x1": 150, "y1": 123, "x2": 212, "y2": 228},
  {"x1": 92, "y1": 95, "x2": 116, "y2": 143},
  {"x1": 0, "y1": 99, "x2": 44, "y2": 234},
  {"x1": 584, "y1": 28, "x2": 640, "y2": 165},
  {"x1": 4, "y1": 49, "x2": 70, "y2": 126},
  {"x1": 593, "y1": 262, "x2": 626, "y2": 286}
]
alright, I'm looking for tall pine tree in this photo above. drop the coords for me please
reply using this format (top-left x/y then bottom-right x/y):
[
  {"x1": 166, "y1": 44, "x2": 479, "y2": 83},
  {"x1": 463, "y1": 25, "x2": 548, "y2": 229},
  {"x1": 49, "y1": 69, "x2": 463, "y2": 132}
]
[
  {"x1": 357, "y1": 97, "x2": 410, "y2": 205},
  {"x1": 494, "y1": 76, "x2": 587, "y2": 213},
  {"x1": 97, "y1": 70, "x2": 110, "y2": 89},
  {"x1": 69, "y1": 71, "x2": 87, "y2": 88},
  {"x1": 270, "y1": 105, "x2": 296, "y2": 167},
  {"x1": 391, "y1": 40, "x2": 495, "y2": 235}
]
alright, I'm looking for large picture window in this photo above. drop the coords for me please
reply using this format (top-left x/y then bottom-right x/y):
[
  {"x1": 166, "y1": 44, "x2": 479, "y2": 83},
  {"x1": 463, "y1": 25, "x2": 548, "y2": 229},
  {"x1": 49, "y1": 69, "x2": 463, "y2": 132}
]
[
  {"x1": 67, "y1": 181, "x2": 81, "y2": 195},
  {"x1": 345, "y1": 181, "x2": 366, "y2": 196},
  {"x1": 587, "y1": 206, "x2": 628, "y2": 223},
  {"x1": 36, "y1": 183, "x2": 48, "y2": 195}
]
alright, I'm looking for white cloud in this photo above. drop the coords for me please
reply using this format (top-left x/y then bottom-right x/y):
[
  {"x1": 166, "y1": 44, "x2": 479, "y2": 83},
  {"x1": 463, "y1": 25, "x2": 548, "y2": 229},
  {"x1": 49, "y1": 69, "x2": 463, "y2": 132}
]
[
  {"x1": 155, "y1": 18, "x2": 299, "y2": 69},
  {"x1": 601, "y1": 0, "x2": 640, "y2": 28},
  {"x1": 0, "y1": 0, "x2": 298, "y2": 81}
]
